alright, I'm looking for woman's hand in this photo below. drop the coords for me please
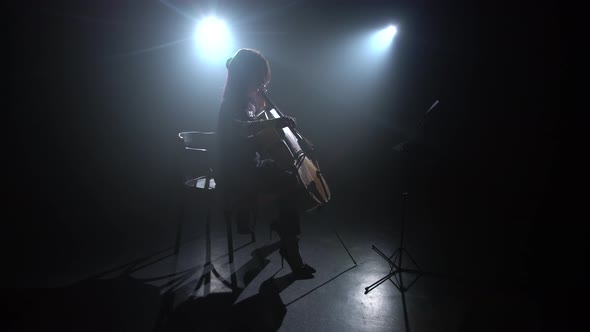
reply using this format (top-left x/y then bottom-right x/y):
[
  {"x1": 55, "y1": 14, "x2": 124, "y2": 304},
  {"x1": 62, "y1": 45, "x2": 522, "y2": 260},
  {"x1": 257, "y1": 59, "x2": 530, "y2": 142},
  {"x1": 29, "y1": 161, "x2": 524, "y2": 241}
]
[
  {"x1": 246, "y1": 116, "x2": 296, "y2": 134},
  {"x1": 273, "y1": 116, "x2": 296, "y2": 128}
]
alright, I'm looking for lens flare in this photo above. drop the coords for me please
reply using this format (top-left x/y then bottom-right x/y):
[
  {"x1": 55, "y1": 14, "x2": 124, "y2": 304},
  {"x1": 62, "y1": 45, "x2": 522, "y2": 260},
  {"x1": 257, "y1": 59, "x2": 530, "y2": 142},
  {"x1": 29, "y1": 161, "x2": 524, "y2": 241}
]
[{"x1": 195, "y1": 16, "x2": 233, "y2": 61}]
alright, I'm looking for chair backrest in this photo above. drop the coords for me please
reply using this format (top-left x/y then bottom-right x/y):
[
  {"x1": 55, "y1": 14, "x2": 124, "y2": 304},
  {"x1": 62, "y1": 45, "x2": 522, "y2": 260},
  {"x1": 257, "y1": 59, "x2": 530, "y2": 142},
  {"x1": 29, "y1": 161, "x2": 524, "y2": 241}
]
[
  {"x1": 178, "y1": 131, "x2": 216, "y2": 183},
  {"x1": 178, "y1": 131, "x2": 216, "y2": 150}
]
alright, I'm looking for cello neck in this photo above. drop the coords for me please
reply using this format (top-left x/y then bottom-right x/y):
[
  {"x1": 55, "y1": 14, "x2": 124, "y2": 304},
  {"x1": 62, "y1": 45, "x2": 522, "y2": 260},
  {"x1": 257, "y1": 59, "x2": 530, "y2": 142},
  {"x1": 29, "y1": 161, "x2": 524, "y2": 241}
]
[
  {"x1": 258, "y1": 86, "x2": 303, "y2": 138},
  {"x1": 258, "y1": 86, "x2": 283, "y2": 117}
]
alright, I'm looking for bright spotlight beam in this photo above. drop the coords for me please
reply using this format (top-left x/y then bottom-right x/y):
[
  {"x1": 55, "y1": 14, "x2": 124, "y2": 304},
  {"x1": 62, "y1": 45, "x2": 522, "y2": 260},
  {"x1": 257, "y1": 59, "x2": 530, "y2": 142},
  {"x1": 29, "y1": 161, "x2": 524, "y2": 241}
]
[
  {"x1": 195, "y1": 16, "x2": 233, "y2": 62},
  {"x1": 370, "y1": 25, "x2": 397, "y2": 51}
]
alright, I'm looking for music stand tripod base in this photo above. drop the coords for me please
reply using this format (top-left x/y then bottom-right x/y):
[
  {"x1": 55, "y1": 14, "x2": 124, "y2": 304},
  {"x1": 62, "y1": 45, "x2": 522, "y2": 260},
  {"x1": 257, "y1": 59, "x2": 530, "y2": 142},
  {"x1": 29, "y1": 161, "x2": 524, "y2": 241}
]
[
  {"x1": 364, "y1": 245, "x2": 423, "y2": 294},
  {"x1": 364, "y1": 192, "x2": 423, "y2": 295}
]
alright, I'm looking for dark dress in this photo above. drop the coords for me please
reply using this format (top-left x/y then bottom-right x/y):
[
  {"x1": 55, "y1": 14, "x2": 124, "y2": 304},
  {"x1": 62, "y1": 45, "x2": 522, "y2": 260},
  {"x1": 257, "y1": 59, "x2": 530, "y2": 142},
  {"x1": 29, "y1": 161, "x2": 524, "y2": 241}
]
[{"x1": 215, "y1": 95, "x2": 300, "y2": 237}]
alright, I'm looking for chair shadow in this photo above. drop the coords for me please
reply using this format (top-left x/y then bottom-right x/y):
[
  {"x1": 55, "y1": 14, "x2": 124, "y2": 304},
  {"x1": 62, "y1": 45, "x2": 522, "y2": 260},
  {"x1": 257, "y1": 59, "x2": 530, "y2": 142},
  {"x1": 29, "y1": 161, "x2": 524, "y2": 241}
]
[
  {"x1": 159, "y1": 241, "x2": 302, "y2": 332},
  {"x1": 161, "y1": 275, "x2": 296, "y2": 332},
  {"x1": 188, "y1": 240, "x2": 281, "y2": 295},
  {"x1": 6, "y1": 237, "x2": 301, "y2": 332}
]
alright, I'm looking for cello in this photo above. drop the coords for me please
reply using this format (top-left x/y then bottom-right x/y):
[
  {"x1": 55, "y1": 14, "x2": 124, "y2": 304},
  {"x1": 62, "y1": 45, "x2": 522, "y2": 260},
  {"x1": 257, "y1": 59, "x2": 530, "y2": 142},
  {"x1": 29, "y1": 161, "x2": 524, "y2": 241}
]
[{"x1": 253, "y1": 85, "x2": 331, "y2": 211}]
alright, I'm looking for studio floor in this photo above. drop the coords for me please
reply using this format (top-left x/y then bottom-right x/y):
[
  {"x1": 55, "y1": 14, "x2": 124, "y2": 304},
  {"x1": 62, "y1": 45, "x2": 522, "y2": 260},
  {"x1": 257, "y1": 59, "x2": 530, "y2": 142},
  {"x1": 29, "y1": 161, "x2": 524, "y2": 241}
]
[{"x1": 7, "y1": 195, "x2": 542, "y2": 332}]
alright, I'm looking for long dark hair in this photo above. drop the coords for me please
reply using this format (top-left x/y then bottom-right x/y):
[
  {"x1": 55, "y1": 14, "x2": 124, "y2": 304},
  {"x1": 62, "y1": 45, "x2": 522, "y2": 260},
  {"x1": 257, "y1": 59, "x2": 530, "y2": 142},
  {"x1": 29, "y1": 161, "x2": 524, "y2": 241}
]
[{"x1": 223, "y1": 48, "x2": 270, "y2": 103}]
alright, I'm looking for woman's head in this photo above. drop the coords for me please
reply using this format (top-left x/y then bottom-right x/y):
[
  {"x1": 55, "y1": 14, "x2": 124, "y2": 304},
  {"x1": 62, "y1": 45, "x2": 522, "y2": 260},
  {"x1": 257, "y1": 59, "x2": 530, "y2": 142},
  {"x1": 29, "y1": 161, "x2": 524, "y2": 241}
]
[{"x1": 223, "y1": 48, "x2": 270, "y2": 101}]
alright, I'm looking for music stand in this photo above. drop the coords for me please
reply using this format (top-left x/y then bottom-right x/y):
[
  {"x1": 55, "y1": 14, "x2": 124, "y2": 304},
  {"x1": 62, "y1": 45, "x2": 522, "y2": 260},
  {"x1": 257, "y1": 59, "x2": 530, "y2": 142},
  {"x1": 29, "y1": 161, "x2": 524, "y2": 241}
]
[{"x1": 364, "y1": 100, "x2": 439, "y2": 295}]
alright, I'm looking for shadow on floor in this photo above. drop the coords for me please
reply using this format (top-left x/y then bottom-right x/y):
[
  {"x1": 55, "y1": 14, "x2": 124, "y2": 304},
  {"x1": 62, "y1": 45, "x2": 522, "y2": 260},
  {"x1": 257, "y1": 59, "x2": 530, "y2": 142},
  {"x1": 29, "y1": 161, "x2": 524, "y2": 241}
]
[
  {"x1": 158, "y1": 241, "x2": 302, "y2": 332},
  {"x1": 5, "y1": 237, "x2": 319, "y2": 332},
  {"x1": 7, "y1": 274, "x2": 295, "y2": 332},
  {"x1": 161, "y1": 277, "x2": 290, "y2": 332}
]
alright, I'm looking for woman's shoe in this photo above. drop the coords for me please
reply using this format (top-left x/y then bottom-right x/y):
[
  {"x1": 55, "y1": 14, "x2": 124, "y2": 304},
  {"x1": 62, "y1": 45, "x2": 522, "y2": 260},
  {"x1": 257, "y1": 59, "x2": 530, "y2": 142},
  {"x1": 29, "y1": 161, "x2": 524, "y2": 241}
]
[
  {"x1": 300, "y1": 263, "x2": 316, "y2": 274},
  {"x1": 279, "y1": 247, "x2": 316, "y2": 279}
]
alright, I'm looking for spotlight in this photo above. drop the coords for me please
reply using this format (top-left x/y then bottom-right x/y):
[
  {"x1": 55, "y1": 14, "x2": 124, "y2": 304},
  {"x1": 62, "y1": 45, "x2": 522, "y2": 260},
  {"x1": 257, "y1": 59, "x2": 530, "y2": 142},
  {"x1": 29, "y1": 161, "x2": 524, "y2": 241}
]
[
  {"x1": 384, "y1": 25, "x2": 397, "y2": 38},
  {"x1": 195, "y1": 16, "x2": 233, "y2": 61},
  {"x1": 371, "y1": 25, "x2": 397, "y2": 51}
]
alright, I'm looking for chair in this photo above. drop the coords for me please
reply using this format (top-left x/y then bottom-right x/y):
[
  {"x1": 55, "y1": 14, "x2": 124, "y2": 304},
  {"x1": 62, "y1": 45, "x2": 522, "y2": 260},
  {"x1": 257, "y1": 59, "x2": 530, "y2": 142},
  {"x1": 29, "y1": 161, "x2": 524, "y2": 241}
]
[{"x1": 177, "y1": 131, "x2": 236, "y2": 263}]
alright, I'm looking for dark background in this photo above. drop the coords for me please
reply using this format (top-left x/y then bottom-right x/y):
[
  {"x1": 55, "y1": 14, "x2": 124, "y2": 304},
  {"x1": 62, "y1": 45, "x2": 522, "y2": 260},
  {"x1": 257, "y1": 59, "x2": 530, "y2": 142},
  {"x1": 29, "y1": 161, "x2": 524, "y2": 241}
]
[{"x1": 6, "y1": 0, "x2": 571, "y2": 312}]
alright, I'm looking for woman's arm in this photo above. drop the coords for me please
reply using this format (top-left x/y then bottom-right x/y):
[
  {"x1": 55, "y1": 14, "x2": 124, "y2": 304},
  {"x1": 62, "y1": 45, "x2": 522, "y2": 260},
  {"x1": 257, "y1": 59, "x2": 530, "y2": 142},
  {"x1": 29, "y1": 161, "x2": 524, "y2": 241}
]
[{"x1": 234, "y1": 117, "x2": 295, "y2": 138}]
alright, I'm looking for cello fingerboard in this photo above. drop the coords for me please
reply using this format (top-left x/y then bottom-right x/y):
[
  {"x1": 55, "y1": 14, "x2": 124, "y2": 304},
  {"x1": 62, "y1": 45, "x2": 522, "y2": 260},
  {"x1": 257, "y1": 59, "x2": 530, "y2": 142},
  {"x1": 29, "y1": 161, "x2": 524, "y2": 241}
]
[{"x1": 267, "y1": 109, "x2": 303, "y2": 161}]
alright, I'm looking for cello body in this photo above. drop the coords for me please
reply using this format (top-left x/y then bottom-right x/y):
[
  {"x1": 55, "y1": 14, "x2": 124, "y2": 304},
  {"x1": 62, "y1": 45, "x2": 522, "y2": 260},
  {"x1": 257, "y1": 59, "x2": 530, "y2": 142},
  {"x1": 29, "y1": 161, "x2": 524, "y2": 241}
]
[{"x1": 254, "y1": 107, "x2": 331, "y2": 211}]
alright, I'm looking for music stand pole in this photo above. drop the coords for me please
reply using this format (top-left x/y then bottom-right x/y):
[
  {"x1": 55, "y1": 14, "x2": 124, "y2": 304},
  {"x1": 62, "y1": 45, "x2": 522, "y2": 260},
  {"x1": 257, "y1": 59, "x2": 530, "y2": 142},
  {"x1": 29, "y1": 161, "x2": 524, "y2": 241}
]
[{"x1": 364, "y1": 100, "x2": 439, "y2": 295}]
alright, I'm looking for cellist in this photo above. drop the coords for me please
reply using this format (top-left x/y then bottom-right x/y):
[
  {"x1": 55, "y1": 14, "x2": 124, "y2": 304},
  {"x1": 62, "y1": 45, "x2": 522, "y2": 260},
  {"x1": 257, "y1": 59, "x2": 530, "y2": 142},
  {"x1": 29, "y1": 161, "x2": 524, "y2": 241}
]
[{"x1": 215, "y1": 48, "x2": 316, "y2": 279}]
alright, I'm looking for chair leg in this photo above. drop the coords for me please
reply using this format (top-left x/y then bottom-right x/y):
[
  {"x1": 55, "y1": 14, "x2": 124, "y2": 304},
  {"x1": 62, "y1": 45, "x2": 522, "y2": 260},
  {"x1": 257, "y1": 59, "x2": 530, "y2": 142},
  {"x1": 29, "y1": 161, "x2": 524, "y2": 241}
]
[
  {"x1": 225, "y1": 210, "x2": 234, "y2": 263},
  {"x1": 205, "y1": 209, "x2": 211, "y2": 264}
]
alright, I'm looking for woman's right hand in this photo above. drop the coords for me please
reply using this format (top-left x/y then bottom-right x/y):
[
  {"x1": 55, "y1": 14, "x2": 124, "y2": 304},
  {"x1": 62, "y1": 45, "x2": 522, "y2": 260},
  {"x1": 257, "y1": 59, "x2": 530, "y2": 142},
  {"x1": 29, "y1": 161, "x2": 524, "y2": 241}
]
[{"x1": 273, "y1": 116, "x2": 296, "y2": 128}]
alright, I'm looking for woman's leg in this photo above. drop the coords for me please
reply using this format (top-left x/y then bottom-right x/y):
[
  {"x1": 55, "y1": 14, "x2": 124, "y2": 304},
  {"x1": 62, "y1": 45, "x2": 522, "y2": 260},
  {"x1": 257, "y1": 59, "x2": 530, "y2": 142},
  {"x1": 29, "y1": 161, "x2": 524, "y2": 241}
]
[{"x1": 254, "y1": 167, "x2": 315, "y2": 277}]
